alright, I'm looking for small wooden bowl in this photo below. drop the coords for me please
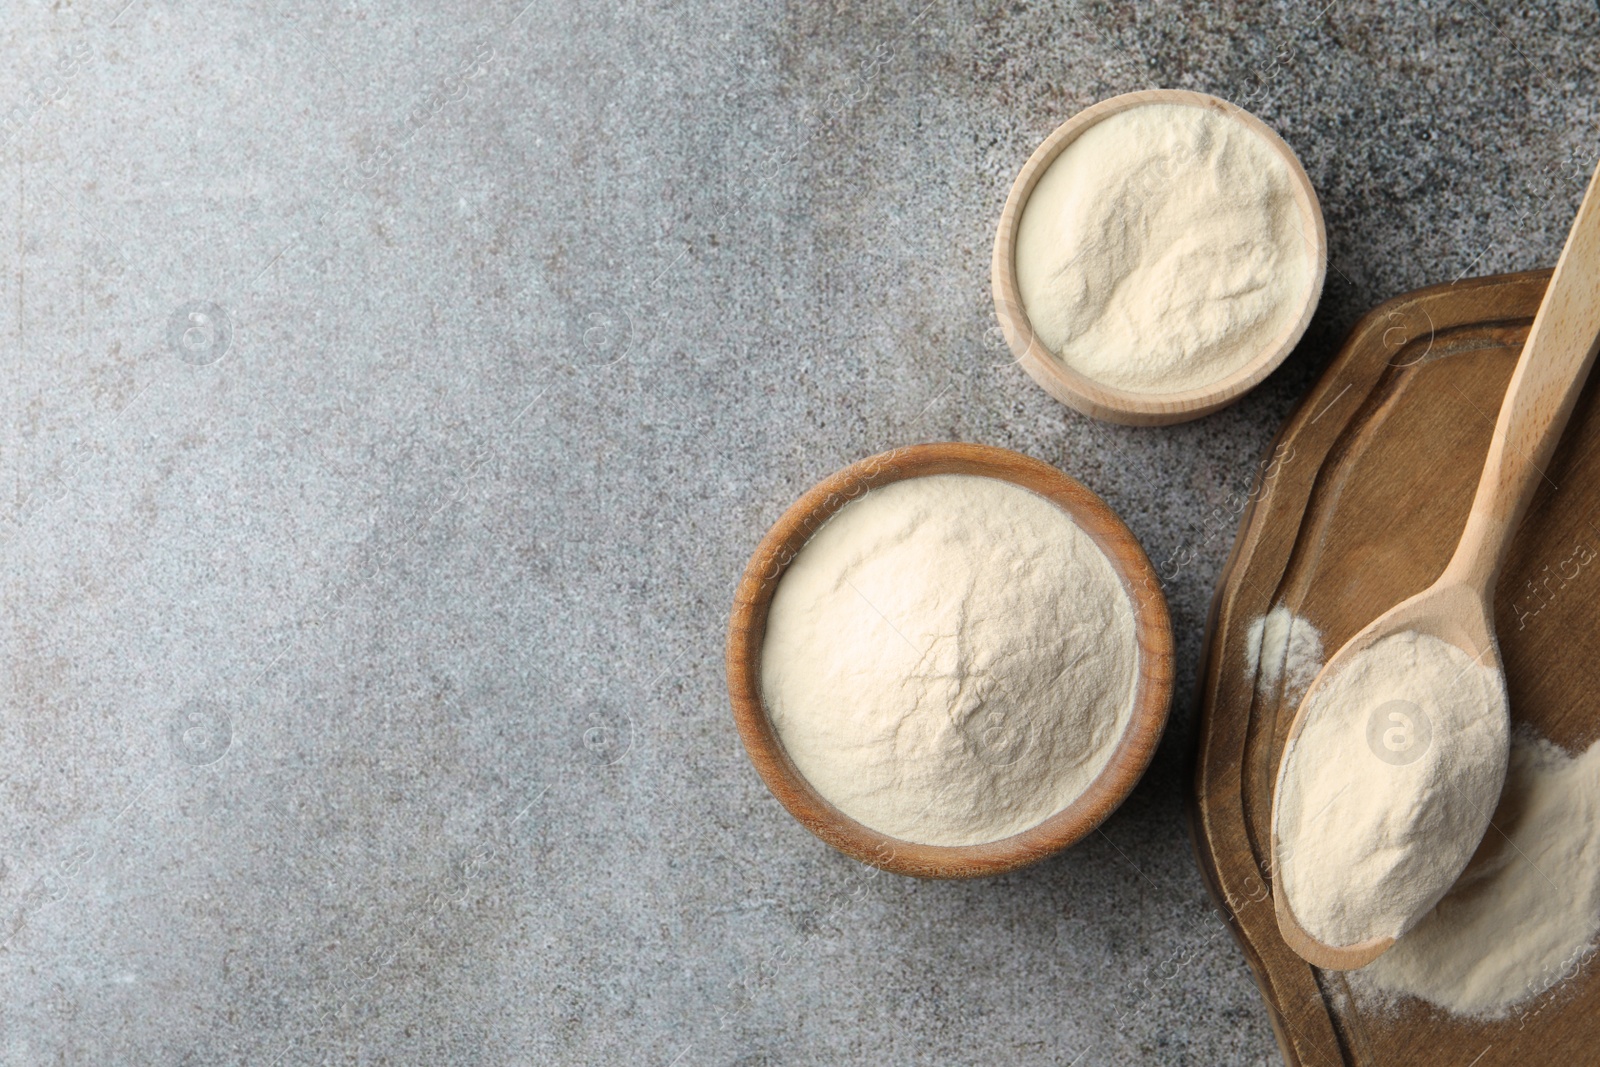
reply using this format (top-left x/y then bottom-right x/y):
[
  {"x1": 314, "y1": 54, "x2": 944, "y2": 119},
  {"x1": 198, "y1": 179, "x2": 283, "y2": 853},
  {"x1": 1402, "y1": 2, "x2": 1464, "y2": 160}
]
[
  {"x1": 726, "y1": 443, "x2": 1174, "y2": 878},
  {"x1": 991, "y1": 89, "x2": 1327, "y2": 426}
]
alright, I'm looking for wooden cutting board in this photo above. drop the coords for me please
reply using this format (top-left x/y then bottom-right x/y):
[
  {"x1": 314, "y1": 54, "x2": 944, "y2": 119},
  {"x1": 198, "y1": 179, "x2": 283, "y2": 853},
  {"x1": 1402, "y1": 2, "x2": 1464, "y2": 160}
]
[{"x1": 1191, "y1": 268, "x2": 1600, "y2": 1065}]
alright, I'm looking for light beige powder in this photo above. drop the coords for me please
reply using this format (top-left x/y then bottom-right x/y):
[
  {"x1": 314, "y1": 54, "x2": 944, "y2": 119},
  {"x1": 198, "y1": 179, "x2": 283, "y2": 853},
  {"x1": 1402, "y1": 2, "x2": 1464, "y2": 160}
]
[
  {"x1": 1355, "y1": 733, "x2": 1600, "y2": 1018},
  {"x1": 1274, "y1": 630, "x2": 1509, "y2": 948},
  {"x1": 760, "y1": 474, "x2": 1140, "y2": 847},
  {"x1": 1016, "y1": 102, "x2": 1318, "y2": 394},
  {"x1": 1245, "y1": 605, "x2": 1323, "y2": 704}
]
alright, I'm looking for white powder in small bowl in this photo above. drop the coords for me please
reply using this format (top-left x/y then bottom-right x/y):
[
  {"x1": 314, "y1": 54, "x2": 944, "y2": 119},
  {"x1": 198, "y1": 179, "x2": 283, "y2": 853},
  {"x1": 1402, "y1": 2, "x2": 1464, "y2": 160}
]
[
  {"x1": 759, "y1": 474, "x2": 1141, "y2": 847},
  {"x1": 1016, "y1": 102, "x2": 1320, "y2": 395}
]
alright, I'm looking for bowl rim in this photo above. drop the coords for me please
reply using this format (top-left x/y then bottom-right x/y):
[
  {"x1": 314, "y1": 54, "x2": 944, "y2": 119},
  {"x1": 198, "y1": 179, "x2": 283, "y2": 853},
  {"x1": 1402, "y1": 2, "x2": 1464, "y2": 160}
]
[
  {"x1": 725, "y1": 442, "x2": 1175, "y2": 878},
  {"x1": 990, "y1": 88, "x2": 1328, "y2": 426}
]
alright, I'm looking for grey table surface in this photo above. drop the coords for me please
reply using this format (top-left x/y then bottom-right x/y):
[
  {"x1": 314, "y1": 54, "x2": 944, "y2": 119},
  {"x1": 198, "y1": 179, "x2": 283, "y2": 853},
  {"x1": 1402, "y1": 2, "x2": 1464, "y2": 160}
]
[{"x1": 0, "y1": 1, "x2": 1595, "y2": 1063}]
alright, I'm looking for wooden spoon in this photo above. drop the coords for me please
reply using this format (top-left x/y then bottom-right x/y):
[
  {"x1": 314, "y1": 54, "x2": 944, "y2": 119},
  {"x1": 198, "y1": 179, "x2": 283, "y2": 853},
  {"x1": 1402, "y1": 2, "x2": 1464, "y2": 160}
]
[{"x1": 1270, "y1": 156, "x2": 1600, "y2": 970}]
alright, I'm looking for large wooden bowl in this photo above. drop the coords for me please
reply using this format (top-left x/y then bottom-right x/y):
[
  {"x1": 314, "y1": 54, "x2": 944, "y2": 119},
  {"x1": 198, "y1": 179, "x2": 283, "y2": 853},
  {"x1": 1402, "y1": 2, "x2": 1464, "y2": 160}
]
[
  {"x1": 991, "y1": 89, "x2": 1327, "y2": 426},
  {"x1": 726, "y1": 442, "x2": 1174, "y2": 878}
]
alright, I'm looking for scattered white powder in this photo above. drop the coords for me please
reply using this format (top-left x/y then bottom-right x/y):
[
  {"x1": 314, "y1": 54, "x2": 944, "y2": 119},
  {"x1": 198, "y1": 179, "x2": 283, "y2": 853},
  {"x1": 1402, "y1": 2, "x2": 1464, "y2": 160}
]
[
  {"x1": 1275, "y1": 630, "x2": 1509, "y2": 948},
  {"x1": 1245, "y1": 605, "x2": 1323, "y2": 703},
  {"x1": 1016, "y1": 102, "x2": 1319, "y2": 394},
  {"x1": 760, "y1": 474, "x2": 1140, "y2": 847},
  {"x1": 1354, "y1": 733, "x2": 1600, "y2": 1017}
]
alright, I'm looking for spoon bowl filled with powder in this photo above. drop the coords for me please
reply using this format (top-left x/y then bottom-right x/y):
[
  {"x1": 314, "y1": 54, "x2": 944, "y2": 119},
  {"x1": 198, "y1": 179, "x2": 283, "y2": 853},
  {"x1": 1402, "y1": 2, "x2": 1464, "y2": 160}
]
[
  {"x1": 726, "y1": 443, "x2": 1173, "y2": 878},
  {"x1": 992, "y1": 89, "x2": 1326, "y2": 425}
]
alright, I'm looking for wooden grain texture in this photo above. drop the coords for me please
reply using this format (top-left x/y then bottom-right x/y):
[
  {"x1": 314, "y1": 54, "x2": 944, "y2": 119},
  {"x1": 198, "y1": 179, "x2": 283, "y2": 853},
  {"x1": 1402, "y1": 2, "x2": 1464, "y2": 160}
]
[
  {"x1": 1267, "y1": 160, "x2": 1600, "y2": 971},
  {"x1": 1448, "y1": 161, "x2": 1600, "y2": 595},
  {"x1": 990, "y1": 88, "x2": 1327, "y2": 426},
  {"x1": 1192, "y1": 268, "x2": 1600, "y2": 1065},
  {"x1": 727, "y1": 442, "x2": 1174, "y2": 879}
]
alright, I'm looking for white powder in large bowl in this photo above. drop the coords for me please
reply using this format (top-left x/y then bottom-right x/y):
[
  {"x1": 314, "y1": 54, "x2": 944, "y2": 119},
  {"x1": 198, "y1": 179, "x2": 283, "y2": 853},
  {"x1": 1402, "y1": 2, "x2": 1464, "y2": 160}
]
[
  {"x1": 1015, "y1": 102, "x2": 1319, "y2": 394},
  {"x1": 759, "y1": 473, "x2": 1141, "y2": 847}
]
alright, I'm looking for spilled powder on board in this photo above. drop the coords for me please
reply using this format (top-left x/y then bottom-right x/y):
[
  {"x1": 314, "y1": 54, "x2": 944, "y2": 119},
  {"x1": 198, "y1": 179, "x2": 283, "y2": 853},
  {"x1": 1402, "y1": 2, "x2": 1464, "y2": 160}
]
[
  {"x1": 1245, "y1": 605, "x2": 1323, "y2": 704},
  {"x1": 1353, "y1": 733, "x2": 1600, "y2": 1018}
]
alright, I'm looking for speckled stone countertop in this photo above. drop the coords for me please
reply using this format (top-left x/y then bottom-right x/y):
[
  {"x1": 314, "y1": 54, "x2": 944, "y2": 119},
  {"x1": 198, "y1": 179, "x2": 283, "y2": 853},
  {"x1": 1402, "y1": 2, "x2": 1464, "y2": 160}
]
[{"x1": 0, "y1": 2, "x2": 1596, "y2": 1063}]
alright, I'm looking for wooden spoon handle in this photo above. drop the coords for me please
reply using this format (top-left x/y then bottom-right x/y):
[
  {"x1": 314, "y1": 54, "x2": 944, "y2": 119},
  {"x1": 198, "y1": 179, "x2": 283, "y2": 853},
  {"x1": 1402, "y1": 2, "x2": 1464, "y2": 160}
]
[{"x1": 1444, "y1": 157, "x2": 1600, "y2": 596}]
